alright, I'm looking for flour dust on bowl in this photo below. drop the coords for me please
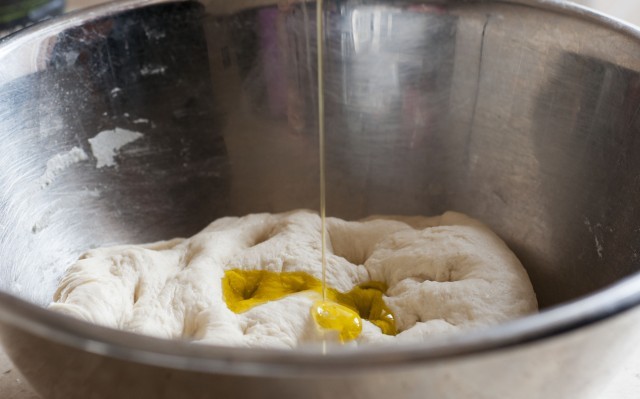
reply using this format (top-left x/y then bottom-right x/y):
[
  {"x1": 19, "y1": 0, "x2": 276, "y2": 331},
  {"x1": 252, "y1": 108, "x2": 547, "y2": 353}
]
[{"x1": 1, "y1": 0, "x2": 640, "y2": 398}]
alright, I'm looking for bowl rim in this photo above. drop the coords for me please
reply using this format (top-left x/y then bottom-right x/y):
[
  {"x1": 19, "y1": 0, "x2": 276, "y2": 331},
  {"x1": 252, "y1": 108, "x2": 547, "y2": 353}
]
[{"x1": 1, "y1": 0, "x2": 640, "y2": 377}]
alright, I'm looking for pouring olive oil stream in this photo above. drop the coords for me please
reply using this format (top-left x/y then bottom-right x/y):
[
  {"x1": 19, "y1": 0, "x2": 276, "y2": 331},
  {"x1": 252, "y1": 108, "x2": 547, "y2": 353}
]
[
  {"x1": 309, "y1": 0, "x2": 367, "y2": 344},
  {"x1": 308, "y1": 0, "x2": 397, "y2": 344},
  {"x1": 222, "y1": 0, "x2": 397, "y2": 346}
]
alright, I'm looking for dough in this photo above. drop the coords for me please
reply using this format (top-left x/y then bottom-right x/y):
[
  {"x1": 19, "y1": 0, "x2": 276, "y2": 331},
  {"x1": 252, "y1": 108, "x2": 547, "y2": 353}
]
[{"x1": 49, "y1": 210, "x2": 537, "y2": 348}]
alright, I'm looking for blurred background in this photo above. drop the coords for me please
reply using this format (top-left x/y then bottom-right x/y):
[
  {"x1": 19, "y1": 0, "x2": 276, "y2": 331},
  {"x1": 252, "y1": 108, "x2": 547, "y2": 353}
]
[
  {"x1": 63, "y1": 1, "x2": 640, "y2": 29},
  {"x1": 1, "y1": 1, "x2": 640, "y2": 34},
  {"x1": 576, "y1": 0, "x2": 640, "y2": 27}
]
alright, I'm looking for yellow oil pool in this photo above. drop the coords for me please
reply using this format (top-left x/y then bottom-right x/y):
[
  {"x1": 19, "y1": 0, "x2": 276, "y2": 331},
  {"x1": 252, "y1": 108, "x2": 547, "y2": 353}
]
[{"x1": 222, "y1": 269, "x2": 397, "y2": 342}]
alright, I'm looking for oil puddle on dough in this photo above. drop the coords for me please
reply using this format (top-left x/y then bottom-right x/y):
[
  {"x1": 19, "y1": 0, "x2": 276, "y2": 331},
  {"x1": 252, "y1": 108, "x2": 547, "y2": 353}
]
[{"x1": 88, "y1": 127, "x2": 144, "y2": 168}]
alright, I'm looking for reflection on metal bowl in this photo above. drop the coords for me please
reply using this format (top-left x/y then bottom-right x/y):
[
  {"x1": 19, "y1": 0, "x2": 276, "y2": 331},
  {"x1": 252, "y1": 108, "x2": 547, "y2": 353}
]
[{"x1": 1, "y1": 0, "x2": 640, "y2": 398}]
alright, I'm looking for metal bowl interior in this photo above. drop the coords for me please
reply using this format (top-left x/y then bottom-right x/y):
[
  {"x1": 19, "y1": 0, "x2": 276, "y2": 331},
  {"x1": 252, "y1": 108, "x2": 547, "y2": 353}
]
[{"x1": 1, "y1": 0, "x2": 640, "y2": 374}]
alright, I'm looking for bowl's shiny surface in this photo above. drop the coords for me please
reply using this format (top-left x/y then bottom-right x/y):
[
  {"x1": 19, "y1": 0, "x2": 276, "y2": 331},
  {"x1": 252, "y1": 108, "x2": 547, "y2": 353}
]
[{"x1": 1, "y1": 0, "x2": 640, "y2": 398}]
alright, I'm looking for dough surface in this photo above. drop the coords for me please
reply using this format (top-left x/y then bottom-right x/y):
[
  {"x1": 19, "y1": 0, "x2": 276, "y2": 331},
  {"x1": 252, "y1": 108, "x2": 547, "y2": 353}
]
[{"x1": 49, "y1": 210, "x2": 537, "y2": 348}]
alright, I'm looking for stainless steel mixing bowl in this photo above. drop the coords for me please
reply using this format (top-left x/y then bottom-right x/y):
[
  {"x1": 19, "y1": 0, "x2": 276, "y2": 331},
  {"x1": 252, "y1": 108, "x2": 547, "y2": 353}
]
[{"x1": 1, "y1": 0, "x2": 640, "y2": 398}]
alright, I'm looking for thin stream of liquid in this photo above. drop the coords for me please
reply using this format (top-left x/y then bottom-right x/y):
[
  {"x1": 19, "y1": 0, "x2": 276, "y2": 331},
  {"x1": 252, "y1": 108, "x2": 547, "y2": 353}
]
[
  {"x1": 311, "y1": 0, "x2": 373, "y2": 346},
  {"x1": 317, "y1": 0, "x2": 327, "y2": 302},
  {"x1": 317, "y1": 0, "x2": 329, "y2": 353}
]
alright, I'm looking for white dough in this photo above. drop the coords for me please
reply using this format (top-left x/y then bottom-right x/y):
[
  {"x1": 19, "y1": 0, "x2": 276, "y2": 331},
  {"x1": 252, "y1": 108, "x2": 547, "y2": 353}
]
[{"x1": 49, "y1": 210, "x2": 537, "y2": 348}]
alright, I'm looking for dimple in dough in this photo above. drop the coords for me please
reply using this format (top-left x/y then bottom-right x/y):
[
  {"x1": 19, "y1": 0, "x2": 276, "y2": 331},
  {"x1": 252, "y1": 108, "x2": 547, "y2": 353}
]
[{"x1": 49, "y1": 210, "x2": 538, "y2": 348}]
